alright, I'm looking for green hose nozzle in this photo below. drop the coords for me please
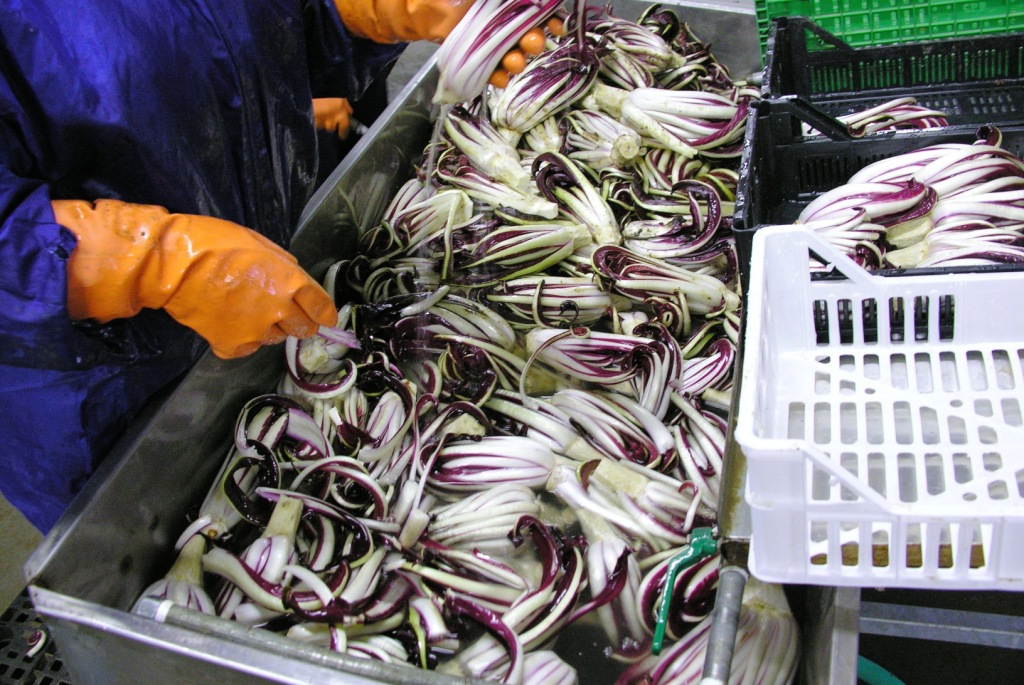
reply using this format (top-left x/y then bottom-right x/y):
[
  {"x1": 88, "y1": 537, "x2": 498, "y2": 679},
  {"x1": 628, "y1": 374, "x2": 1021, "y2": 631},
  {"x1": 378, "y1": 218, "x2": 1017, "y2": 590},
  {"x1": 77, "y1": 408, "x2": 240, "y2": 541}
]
[{"x1": 651, "y1": 526, "x2": 718, "y2": 655}]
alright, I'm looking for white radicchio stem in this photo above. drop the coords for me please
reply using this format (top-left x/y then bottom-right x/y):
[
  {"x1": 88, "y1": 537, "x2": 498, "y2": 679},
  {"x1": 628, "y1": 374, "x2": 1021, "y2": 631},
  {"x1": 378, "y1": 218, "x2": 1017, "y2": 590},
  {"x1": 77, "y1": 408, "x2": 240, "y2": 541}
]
[{"x1": 133, "y1": 534, "x2": 215, "y2": 615}]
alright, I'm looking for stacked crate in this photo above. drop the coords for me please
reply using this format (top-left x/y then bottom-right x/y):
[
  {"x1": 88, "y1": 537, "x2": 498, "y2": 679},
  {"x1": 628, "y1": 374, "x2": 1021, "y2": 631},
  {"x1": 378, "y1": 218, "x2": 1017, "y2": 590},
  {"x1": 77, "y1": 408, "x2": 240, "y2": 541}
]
[{"x1": 734, "y1": 17, "x2": 1024, "y2": 589}]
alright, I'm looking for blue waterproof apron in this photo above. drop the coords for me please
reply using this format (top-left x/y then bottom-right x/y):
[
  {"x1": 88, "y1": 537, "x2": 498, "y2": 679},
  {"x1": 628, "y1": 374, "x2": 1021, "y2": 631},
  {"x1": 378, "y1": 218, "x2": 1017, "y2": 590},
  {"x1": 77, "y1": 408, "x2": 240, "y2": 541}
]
[{"x1": 0, "y1": 0, "x2": 402, "y2": 530}]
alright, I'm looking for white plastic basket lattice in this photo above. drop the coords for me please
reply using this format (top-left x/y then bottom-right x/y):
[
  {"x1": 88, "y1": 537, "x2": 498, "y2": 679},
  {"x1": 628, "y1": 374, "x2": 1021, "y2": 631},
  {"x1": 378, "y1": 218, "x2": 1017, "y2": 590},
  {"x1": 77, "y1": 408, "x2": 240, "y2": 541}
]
[{"x1": 734, "y1": 225, "x2": 1024, "y2": 589}]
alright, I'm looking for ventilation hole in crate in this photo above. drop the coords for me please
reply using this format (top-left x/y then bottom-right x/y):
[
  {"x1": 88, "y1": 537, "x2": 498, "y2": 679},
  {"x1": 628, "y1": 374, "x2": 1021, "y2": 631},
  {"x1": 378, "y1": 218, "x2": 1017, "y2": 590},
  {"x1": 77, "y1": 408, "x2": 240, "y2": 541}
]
[
  {"x1": 904, "y1": 523, "x2": 923, "y2": 567},
  {"x1": 948, "y1": 415, "x2": 968, "y2": 444},
  {"x1": 964, "y1": 492, "x2": 978, "y2": 502},
  {"x1": 913, "y1": 295, "x2": 929, "y2": 341},
  {"x1": 814, "y1": 402, "x2": 831, "y2": 443},
  {"x1": 813, "y1": 299, "x2": 829, "y2": 345},
  {"x1": 811, "y1": 60, "x2": 851, "y2": 91},
  {"x1": 866, "y1": 402, "x2": 884, "y2": 444},
  {"x1": 938, "y1": 294, "x2": 954, "y2": 340},
  {"x1": 840, "y1": 403, "x2": 858, "y2": 444},
  {"x1": 933, "y1": 523, "x2": 955, "y2": 568},
  {"x1": 952, "y1": 453, "x2": 972, "y2": 484},
  {"x1": 918, "y1": 53, "x2": 951, "y2": 83},
  {"x1": 897, "y1": 453, "x2": 918, "y2": 502},
  {"x1": 975, "y1": 398, "x2": 994, "y2": 418},
  {"x1": 988, "y1": 480, "x2": 1009, "y2": 500},
  {"x1": 919, "y1": 406, "x2": 940, "y2": 444},
  {"x1": 841, "y1": 527, "x2": 859, "y2": 566},
  {"x1": 890, "y1": 353, "x2": 909, "y2": 389},
  {"x1": 867, "y1": 452, "x2": 887, "y2": 497},
  {"x1": 815, "y1": 370, "x2": 830, "y2": 394},
  {"x1": 968, "y1": 350, "x2": 988, "y2": 391},
  {"x1": 864, "y1": 353, "x2": 880, "y2": 380},
  {"x1": 811, "y1": 464, "x2": 831, "y2": 501},
  {"x1": 1016, "y1": 470, "x2": 1024, "y2": 497},
  {"x1": 839, "y1": 354, "x2": 856, "y2": 371},
  {"x1": 11, "y1": 667, "x2": 25, "y2": 680},
  {"x1": 802, "y1": 157, "x2": 851, "y2": 194},
  {"x1": 922, "y1": 94, "x2": 953, "y2": 111},
  {"x1": 967, "y1": 524, "x2": 988, "y2": 569},
  {"x1": 979, "y1": 425, "x2": 998, "y2": 444},
  {"x1": 787, "y1": 402, "x2": 806, "y2": 439},
  {"x1": 838, "y1": 298, "x2": 854, "y2": 344},
  {"x1": 938, "y1": 519, "x2": 955, "y2": 544},
  {"x1": 993, "y1": 349, "x2": 1014, "y2": 389},
  {"x1": 924, "y1": 453, "x2": 945, "y2": 495},
  {"x1": 983, "y1": 453, "x2": 1003, "y2": 473},
  {"x1": 889, "y1": 296, "x2": 905, "y2": 342},
  {"x1": 1002, "y1": 398, "x2": 1022, "y2": 427},
  {"x1": 894, "y1": 401, "x2": 913, "y2": 444},
  {"x1": 872, "y1": 524, "x2": 892, "y2": 556},
  {"x1": 840, "y1": 453, "x2": 859, "y2": 500},
  {"x1": 940, "y1": 351, "x2": 959, "y2": 392},
  {"x1": 862, "y1": 297, "x2": 878, "y2": 343},
  {"x1": 810, "y1": 520, "x2": 827, "y2": 544},
  {"x1": 914, "y1": 353, "x2": 933, "y2": 392},
  {"x1": 840, "y1": 380, "x2": 856, "y2": 394}
]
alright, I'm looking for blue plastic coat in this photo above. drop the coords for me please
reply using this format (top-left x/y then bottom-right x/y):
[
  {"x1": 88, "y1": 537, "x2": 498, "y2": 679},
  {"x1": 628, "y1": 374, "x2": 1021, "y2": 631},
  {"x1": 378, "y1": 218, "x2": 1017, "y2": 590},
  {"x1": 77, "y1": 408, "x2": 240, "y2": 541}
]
[{"x1": 0, "y1": 0, "x2": 404, "y2": 531}]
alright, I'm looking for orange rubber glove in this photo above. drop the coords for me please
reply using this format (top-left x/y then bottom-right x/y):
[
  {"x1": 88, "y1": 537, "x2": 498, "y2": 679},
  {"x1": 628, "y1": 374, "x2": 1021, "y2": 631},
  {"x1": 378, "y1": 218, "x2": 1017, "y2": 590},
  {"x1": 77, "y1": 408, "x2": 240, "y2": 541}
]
[
  {"x1": 313, "y1": 98, "x2": 354, "y2": 139},
  {"x1": 334, "y1": 0, "x2": 475, "y2": 43},
  {"x1": 53, "y1": 199, "x2": 337, "y2": 359}
]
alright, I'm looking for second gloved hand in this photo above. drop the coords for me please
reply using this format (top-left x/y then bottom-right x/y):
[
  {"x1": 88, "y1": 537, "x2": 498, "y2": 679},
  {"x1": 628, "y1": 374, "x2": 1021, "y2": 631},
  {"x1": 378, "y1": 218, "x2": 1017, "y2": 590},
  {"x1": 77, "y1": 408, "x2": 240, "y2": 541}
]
[
  {"x1": 53, "y1": 200, "x2": 337, "y2": 359},
  {"x1": 334, "y1": 0, "x2": 475, "y2": 43},
  {"x1": 313, "y1": 97, "x2": 355, "y2": 139}
]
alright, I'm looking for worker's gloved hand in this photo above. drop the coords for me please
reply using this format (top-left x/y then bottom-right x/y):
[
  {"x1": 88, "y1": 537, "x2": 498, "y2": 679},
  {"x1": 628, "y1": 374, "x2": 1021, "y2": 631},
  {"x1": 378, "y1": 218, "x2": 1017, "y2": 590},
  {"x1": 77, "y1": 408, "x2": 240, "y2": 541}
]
[
  {"x1": 313, "y1": 98, "x2": 355, "y2": 139},
  {"x1": 334, "y1": 0, "x2": 475, "y2": 43},
  {"x1": 52, "y1": 200, "x2": 337, "y2": 359}
]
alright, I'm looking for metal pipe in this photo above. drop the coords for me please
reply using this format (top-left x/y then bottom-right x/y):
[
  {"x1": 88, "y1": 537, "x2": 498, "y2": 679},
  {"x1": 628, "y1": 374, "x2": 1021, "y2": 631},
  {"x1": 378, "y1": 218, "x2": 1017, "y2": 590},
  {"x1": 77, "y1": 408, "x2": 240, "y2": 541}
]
[
  {"x1": 699, "y1": 564, "x2": 749, "y2": 685},
  {"x1": 860, "y1": 601, "x2": 1024, "y2": 651}
]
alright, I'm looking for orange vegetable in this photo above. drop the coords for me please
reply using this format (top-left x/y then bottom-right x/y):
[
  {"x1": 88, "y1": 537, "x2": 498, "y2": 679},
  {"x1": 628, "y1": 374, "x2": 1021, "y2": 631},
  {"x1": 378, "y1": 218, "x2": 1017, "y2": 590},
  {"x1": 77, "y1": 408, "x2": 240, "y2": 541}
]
[
  {"x1": 501, "y1": 49, "x2": 528, "y2": 75},
  {"x1": 546, "y1": 16, "x2": 565, "y2": 36},
  {"x1": 518, "y1": 27, "x2": 546, "y2": 55},
  {"x1": 488, "y1": 68, "x2": 511, "y2": 89}
]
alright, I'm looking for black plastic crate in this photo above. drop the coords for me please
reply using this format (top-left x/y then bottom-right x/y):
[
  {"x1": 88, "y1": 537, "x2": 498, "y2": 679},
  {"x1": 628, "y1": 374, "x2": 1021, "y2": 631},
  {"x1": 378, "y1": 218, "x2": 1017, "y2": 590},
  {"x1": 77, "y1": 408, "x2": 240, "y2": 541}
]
[
  {"x1": 732, "y1": 97, "x2": 1024, "y2": 289},
  {"x1": 762, "y1": 16, "x2": 1024, "y2": 127}
]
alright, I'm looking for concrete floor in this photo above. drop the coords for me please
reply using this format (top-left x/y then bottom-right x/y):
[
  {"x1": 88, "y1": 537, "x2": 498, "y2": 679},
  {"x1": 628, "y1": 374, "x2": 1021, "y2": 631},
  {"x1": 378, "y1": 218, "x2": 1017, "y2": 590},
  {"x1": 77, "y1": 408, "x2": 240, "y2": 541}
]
[{"x1": 0, "y1": 493, "x2": 42, "y2": 609}]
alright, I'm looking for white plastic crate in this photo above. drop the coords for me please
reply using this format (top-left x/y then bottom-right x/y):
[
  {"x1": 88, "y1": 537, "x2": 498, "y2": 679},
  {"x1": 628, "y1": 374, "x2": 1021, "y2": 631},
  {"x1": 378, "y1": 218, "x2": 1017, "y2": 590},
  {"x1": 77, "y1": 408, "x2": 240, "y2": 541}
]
[{"x1": 734, "y1": 225, "x2": 1024, "y2": 589}]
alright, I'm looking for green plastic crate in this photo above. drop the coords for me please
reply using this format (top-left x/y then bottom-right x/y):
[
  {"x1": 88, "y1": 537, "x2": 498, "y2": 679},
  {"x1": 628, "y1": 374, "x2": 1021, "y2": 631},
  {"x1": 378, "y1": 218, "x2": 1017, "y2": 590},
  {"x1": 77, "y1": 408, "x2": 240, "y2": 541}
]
[{"x1": 756, "y1": 0, "x2": 1024, "y2": 54}]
